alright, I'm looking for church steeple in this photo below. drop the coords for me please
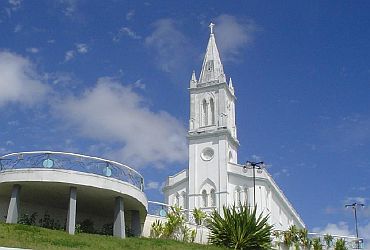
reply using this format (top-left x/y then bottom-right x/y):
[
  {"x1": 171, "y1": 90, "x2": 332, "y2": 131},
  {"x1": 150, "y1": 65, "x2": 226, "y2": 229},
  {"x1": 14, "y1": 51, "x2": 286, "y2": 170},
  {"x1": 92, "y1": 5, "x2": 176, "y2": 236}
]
[{"x1": 199, "y1": 23, "x2": 226, "y2": 84}]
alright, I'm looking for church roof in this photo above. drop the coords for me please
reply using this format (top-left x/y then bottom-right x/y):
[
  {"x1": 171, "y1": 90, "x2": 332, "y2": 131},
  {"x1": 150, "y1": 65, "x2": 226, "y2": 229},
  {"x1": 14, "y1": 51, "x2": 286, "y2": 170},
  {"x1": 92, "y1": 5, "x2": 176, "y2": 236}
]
[{"x1": 199, "y1": 23, "x2": 226, "y2": 84}]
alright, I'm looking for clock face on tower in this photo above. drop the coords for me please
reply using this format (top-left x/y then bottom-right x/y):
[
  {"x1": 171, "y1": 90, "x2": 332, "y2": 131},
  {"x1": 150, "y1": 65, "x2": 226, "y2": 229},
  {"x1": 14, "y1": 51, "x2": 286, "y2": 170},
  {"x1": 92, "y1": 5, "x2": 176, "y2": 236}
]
[{"x1": 201, "y1": 147, "x2": 214, "y2": 161}]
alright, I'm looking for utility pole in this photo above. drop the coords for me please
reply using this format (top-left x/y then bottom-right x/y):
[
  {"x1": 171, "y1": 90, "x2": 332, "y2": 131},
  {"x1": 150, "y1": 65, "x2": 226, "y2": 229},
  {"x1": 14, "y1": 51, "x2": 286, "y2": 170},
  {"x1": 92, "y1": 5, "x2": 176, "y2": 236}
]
[
  {"x1": 345, "y1": 202, "x2": 364, "y2": 249},
  {"x1": 243, "y1": 161, "x2": 265, "y2": 208}
]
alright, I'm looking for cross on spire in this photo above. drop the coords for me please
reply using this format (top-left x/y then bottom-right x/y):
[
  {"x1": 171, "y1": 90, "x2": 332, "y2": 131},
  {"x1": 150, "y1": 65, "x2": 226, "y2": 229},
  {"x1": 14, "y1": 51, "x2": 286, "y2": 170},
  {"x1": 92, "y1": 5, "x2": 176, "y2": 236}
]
[{"x1": 209, "y1": 22, "x2": 215, "y2": 34}]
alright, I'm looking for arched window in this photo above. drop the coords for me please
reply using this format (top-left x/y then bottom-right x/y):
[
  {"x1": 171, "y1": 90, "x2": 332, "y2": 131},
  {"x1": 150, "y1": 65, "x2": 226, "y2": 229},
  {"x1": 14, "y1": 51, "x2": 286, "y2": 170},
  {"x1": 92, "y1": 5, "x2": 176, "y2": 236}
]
[
  {"x1": 243, "y1": 187, "x2": 248, "y2": 205},
  {"x1": 228, "y1": 151, "x2": 233, "y2": 162},
  {"x1": 210, "y1": 189, "x2": 216, "y2": 207},
  {"x1": 181, "y1": 191, "x2": 187, "y2": 209},
  {"x1": 173, "y1": 193, "x2": 180, "y2": 207},
  {"x1": 202, "y1": 190, "x2": 208, "y2": 207},
  {"x1": 210, "y1": 98, "x2": 215, "y2": 125},
  {"x1": 235, "y1": 186, "x2": 241, "y2": 205},
  {"x1": 202, "y1": 99, "x2": 208, "y2": 126}
]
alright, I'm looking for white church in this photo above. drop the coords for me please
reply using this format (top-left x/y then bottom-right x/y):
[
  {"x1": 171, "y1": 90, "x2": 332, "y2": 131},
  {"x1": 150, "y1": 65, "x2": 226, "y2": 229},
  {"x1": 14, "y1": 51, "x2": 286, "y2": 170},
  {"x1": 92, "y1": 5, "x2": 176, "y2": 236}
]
[
  {"x1": 163, "y1": 23, "x2": 305, "y2": 231},
  {"x1": 0, "y1": 23, "x2": 307, "y2": 243}
]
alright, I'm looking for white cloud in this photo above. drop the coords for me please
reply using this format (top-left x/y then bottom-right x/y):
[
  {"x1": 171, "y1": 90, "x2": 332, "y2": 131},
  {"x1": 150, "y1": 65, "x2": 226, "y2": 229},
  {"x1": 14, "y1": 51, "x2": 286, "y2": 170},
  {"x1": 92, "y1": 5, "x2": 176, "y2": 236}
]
[
  {"x1": 13, "y1": 24, "x2": 22, "y2": 33},
  {"x1": 64, "y1": 43, "x2": 88, "y2": 62},
  {"x1": 9, "y1": 0, "x2": 22, "y2": 9},
  {"x1": 214, "y1": 14, "x2": 258, "y2": 62},
  {"x1": 52, "y1": 77, "x2": 187, "y2": 168},
  {"x1": 344, "y1": 197, "x2": 367, "y2": 205},
  {"x1": 5, "y1": 140, "x2": 14, "y2": 146},
  {"x1": 126, "y1": 10, "x2": 135, "y2": 20},
  {"x1": 145, "y1": 19, "x2": 188, "y2": 72},
  {"x1": 146, "y1": 181, "x2": 159, "y2": 190},
  {"x1": 26, "y1": 47, "x2": 39, "y2": 54},
  {"x1": 64, "y1": 50, "x2": 75, "y2": 61},
  {"x1": 114, "y1": 27, "x2": 141, "y2": 41},
  {"x1": 313, "y1": 221, "x2": 353, "y2": 237},
  {"x1": 313, "y1": 221, "x2": 370, "y2": 243},
  {"x1": 59, "y1": 0, "x2": 78, "y2": 17},
  {"x1": 76, "y1": 43, "x2": 88, "y2": 54},
  {"x1": 0, "y1": 51, "x2": 49, "y2": 107}
]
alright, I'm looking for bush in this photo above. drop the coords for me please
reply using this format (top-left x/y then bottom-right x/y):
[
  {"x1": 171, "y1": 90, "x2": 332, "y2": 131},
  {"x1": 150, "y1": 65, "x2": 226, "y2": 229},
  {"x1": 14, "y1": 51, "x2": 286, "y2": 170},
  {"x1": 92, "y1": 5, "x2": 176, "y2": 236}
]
[
  {"x1": 150, "y1": 206, "x2": 193, "y2": 242},
  {"x1": 101, "y1": 223, "x2": 113, "y2": 235},
  {"x1": 18, "y1": 212, "x2": 38, "y2": 226},
  {"x1": 39, "y1": 211, "x2": 62, "y2": 230},
  {"x1": 334, "y1": 238, "x2": 347, "y2": 250},
  {"x1": 207, "y1": 205, "x2": 273, "y2": 250},
  {"x1": 79, "y1": 219, "x2": 95, "y2": 234}
]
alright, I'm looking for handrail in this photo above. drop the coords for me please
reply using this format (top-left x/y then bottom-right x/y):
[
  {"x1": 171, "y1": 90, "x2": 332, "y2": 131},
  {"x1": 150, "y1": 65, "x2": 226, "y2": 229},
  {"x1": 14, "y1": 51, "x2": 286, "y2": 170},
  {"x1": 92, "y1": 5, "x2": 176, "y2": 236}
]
[{"x1": 0, "y1": 151, "x2": 144, "y2": 191}]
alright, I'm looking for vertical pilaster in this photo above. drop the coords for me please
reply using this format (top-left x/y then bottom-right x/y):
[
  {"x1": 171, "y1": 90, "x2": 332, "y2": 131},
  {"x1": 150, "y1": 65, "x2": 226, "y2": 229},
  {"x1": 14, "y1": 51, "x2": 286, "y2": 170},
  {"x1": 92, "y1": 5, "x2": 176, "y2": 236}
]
[
  {"x1": 6, "y1": 184, "x2": 21, "y2": 224},
  {"x1": 66, "y1": 187, "x2": 77, "y2": 235},
  {"x1": 113, "y1": 196, "x2": 125, "y2": 238},
  {"x1": 131, "y1": 210, "x2": 141, "y2": 237}
]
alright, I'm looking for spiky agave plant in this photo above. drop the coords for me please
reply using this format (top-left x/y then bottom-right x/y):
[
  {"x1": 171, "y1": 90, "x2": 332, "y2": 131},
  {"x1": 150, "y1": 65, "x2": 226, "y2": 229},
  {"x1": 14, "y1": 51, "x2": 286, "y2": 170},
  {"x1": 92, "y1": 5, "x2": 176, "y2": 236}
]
[{"x1": 207, "y1": 205, "x2": 273, "y2": 250}]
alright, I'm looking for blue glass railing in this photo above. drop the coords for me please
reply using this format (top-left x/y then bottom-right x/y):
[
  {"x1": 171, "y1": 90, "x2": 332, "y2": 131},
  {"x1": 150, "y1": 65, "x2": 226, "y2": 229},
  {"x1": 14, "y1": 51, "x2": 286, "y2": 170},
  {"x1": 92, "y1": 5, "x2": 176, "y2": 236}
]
[{"x1": 0, "y1": 151, "x2": 144, "y2": 191}]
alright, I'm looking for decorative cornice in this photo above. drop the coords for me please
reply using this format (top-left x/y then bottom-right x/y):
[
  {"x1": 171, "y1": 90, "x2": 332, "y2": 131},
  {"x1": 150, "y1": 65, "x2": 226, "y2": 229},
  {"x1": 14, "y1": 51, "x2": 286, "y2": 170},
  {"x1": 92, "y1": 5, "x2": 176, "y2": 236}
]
[{"x1": 187, "y1": 128, "x2": 240, "y2": 147}]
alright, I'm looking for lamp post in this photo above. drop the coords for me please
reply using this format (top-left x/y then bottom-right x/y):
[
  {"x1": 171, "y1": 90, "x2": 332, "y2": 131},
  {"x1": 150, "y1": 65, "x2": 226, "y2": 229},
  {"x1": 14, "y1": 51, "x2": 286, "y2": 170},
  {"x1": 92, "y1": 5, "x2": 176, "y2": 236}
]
[
  {"x1": 243, "y1": 161, "x2": 265, "y2": 207},
  {"x1": 345, "y1": 202, "x2": 364, "y2": 249}
]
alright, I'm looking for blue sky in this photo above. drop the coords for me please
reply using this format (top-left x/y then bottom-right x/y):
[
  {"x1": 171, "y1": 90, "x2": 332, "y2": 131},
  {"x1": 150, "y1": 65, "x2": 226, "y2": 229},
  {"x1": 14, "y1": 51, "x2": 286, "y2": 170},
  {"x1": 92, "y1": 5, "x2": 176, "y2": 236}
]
[{"x1": 1, "y1": 0, "x2": 370, "y2": 240}]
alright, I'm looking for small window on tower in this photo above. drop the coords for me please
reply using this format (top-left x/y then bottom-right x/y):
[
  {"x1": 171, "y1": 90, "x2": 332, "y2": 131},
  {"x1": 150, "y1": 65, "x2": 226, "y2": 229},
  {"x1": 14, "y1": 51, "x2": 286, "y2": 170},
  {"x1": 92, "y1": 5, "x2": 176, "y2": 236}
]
[{"x1": 206, "y1": 61, "x2": 214, "y2": 72}]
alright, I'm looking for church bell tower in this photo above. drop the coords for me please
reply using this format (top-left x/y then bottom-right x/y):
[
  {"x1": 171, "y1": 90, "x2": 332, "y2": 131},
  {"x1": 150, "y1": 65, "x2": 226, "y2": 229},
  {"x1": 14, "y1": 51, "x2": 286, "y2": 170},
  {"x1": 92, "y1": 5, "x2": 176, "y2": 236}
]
[{"x1": 187, "y1": 23, "x2": 239, "y2": 214}]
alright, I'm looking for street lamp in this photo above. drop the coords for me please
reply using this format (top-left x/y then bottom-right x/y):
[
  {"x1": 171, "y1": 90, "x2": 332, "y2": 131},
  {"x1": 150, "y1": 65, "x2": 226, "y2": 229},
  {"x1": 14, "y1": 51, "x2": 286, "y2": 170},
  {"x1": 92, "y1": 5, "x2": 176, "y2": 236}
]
[
  {"x1": 243, "y1": 161, "x2": 265, "y2": 207},
  {"x1": 345, "y1": 202, "x2": 364, "y2": 249}
]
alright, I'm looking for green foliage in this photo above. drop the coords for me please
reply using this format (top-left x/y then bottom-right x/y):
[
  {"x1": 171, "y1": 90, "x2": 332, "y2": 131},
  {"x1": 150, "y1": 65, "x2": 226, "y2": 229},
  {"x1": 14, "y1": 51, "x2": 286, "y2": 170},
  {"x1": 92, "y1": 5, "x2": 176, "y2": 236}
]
[
  {"x1": 150, "y1": 206, "x2": 193, "y2": 242},
  {"x1": 190, "y1": 229, "x2": 197, "y2": 243},
  {"x1": 334, "y1": 238, "x2": 347, "y2": 250},
  {"x1": 207, "y1": 205, "x2": 273, "y2": 250},
  {"x1": 39, "y1": 211, "x2": 62, "y2": 230},
  {"x1": 324, "y1": 234, "x2": 334, "y2": 248},
  {"x1": 282, "y1": 226, "x2": 315, "y2": 250},
  {"x1": 101, "y1": 223, "x2": 113, "y2": 236},
  {"x1": 79, "y1": 219, "x2": 95, "y2": 234},
  {"x1": 312, "y1": 237, "x2": 323, "y2": 250},
  {"x1": 150, "y1": 220, "x2": 164, "y2": 238},
  {"x1": 18, "y1": 212, "x2": 38, "y2": 226},
  {"x1": 192, "y1": 208, "x2": 206, "y2": 226},
  {"x1": 283, "y1": 225, "x2": 299, "y2": 247},
  {"x1": 0, "y1": 222, "x2": 228, "y2": 250},
  {"x1": 298, "y1": 228, "x2": 311, "y2": 249}
]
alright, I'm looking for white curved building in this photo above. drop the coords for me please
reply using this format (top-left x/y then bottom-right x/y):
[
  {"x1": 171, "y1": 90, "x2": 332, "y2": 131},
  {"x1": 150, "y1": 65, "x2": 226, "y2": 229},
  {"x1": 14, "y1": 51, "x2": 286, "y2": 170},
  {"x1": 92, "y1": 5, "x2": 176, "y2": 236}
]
[
  {"x1": 163, "y1": 24, "x2": 305, "y2": 231},
  {"x1": 0, "y1": 151, "x2": 147, "y2": 238}
]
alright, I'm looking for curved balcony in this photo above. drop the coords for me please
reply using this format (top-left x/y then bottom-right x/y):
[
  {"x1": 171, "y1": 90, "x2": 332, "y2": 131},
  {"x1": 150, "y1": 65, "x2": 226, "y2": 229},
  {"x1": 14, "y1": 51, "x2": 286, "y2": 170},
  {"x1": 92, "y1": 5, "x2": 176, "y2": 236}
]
[{"x1": 0, "y1": 151, "x2": 144, "y2": 191}]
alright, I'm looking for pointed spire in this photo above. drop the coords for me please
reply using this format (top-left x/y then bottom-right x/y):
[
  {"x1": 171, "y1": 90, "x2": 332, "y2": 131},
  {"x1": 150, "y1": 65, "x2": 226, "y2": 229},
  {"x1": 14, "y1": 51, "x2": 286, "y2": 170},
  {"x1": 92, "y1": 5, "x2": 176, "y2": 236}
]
[
  {"x1": 199, "y1": 23, "x2": 226, "y2": 84},
  {"x1": 229, "y1": 77, "x2": 233, "y2": 88},
  {"x1": 229, "y1": 77, "x2": 234, "y2": 94},
  {"x1": 190, "y1": 70, "x2": 197, "y2": 88},
  {"x1": 191, "y1": 70, "x2": 197, "y2": 82}
]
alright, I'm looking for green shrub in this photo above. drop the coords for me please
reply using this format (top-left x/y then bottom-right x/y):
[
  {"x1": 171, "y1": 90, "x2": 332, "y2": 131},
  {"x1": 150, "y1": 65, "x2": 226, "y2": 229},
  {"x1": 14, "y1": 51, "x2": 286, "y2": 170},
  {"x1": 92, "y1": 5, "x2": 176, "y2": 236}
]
[
  {"x1": 334, "y1": 238, "x2": 347, "y2": 250},
  {"x1": 18, "y1": 212, "x2": 38, "y2": 226},
  {"x1": 207, "y1": 205, "x2": 273, "y2": 250},
  {"x1": 39, "y1": 211, "x2": 61, "y2": 230}
]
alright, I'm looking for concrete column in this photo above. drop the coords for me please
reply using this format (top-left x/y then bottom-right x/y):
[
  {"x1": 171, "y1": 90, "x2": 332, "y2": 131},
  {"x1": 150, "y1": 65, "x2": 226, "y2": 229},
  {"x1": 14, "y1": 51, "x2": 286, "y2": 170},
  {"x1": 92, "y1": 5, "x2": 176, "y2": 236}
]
[
  {"x1": 113, "y1": 196, "x2": 125, "y2": 238},
  {"x1": 66, "y1": 187, "x2": 77, "y2": 235},
  {"x1": 6, "y1": 184, "x2": 21, "y2": 224},
  {"x1": 131, "y1": 210, "x2": 141, "y2": 237}
]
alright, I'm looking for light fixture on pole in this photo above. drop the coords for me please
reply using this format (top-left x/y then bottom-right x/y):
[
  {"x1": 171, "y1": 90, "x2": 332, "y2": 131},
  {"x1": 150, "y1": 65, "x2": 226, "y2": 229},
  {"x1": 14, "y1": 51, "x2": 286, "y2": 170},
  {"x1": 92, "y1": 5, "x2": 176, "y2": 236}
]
[
  {"x1": 243, "y1": 161, "x2": 265, "y2": 208},
  {"x1": 345, "y1": 202, "x2": 364, "y2": 249}
]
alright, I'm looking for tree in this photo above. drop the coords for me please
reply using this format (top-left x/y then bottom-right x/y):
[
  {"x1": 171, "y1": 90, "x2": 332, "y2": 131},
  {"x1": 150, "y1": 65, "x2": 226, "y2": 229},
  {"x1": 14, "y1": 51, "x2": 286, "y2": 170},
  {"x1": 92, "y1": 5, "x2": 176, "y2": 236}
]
[
  {"x1": 298, "y1": 228, "x2": 312, "y2": 250},
  {"x1": 312, "y1": 238, "x2": 323, "y2": 250},
  {"x1": 150, "y1": 205, "x2": 192, "y2": 242},
  {"x1": 324, "y1": 234, "x2": 334, "y2": 249},
  {"x1": 334, "y1": 238, "x2": 347, "y2": 250},
  {"x1": 192, "y1": 207, "x2": 207, "y2": 243},
  {"x1": 207, "y1": 205, "x2": 273, "y2": 250}
]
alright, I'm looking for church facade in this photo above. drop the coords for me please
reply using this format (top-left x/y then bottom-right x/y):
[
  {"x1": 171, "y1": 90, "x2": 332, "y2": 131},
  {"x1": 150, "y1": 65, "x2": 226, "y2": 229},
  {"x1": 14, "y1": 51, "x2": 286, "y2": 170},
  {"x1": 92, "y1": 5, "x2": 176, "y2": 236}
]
[{"x1": 163, "y1": 24, "x2": 305, "y2": 230}]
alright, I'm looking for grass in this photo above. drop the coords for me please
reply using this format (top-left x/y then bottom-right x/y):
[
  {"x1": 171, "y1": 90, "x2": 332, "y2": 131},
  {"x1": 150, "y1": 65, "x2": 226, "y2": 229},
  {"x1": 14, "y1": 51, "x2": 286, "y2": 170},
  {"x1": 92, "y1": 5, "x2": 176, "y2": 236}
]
[{"x1": 0, "y1": 223, "x2": 227, "y2": 250}]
